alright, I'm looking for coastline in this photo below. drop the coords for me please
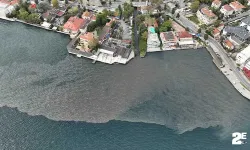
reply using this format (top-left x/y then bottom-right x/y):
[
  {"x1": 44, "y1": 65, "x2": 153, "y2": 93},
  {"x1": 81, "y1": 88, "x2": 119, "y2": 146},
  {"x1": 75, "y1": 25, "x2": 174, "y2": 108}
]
[{"x1": 1, "y1": 16, "x2": 250, "y2": 99}]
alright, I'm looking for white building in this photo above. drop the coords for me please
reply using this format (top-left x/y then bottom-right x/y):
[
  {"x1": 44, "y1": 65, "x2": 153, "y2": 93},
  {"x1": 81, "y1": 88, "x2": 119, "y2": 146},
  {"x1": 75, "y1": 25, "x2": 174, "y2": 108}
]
[
  {"x1": 147, "y1": 26, "x2": 161, "y2": 52},
  {"x1": 236, "y1": 45, "x2": 250, "y2": 65},
  {"x1": 0, "y1": 0, "x2": 17, "y2": 18},
  {"x1": 197, "y1": 7, "x2": 218, "y2": 25},
  {"x1": 240, "y1": 16, "x2": 250, "y2": 32},
  {"x1": 220, "y1": 4, "x2": 234, "y2": 16},
  {"x1": 211, "y1": 0, "x2": 221, "y2": 9}
]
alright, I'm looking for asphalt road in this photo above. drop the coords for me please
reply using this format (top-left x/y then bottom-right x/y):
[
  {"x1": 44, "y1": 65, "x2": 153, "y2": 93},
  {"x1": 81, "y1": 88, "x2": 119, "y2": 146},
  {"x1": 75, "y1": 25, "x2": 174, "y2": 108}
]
[{"x1": 177, "y1": 12, "x2": 250, "y2": 90}]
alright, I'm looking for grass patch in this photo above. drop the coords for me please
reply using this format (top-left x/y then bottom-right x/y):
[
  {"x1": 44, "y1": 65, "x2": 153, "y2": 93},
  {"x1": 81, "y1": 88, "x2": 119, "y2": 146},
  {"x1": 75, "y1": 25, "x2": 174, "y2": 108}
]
[
  {"x1": 188, "y1": 15, "x2": 200, "y2": 24},
  {"x1": 139, "y1": 39, "x2": 147, "y2": 57}
]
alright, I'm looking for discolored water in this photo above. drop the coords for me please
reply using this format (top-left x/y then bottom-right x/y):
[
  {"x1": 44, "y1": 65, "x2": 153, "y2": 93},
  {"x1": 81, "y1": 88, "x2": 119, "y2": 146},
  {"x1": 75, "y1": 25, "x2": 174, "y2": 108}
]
[{"x1": 0, "y1": 21, "x2": 250, "y2": 149}]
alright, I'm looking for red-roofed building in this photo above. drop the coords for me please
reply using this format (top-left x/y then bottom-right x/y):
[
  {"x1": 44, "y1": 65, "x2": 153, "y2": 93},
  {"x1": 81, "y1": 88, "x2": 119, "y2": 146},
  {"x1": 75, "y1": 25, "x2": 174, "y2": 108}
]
[
  {"x1": 220, "y1": 4, "x2": 234, "y2": 16},
  {"x1": 197, "y1": 7, "x2": 218, "y2": 25},
  {"x1": 0, "y1": 0, "x2": 19, "y2": 16},
  {"x1": 230, "y1": 1, "x2": 246, "y2": 12},
  {"x1": 29, "y1": 3, "x2": 36, "y2": 9},
  {"x1": 243, "y1": 61, "x2": 250, "y2": 79},
  {"x1": 79, "y1": 32, "x2": 96, "y2": 52},
  {"x1": 223, "y1": 39, "x2": 234, "y2": 50},
  {"x1": 213, "y1": 28, "x2": 221, "y2": 40},
  {"x1": 63, "y1": 17, "x2": 85, "y2": 37},
  {"x1": 82, "y1": 11, "x2": 92, "y2": 20},
  {"x1": 177, "y1": 31, "x2": 194, "y2": 47},
  {"x1": 211, "y1": 0, "x2": 221, "y2": 9}
]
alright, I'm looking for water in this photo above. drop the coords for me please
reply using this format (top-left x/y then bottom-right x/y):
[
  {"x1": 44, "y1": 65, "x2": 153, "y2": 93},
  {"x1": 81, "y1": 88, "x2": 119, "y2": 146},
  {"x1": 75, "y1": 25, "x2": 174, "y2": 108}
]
[{"x1": 0, "y1": 20, "x2": 250, "y2": 149}]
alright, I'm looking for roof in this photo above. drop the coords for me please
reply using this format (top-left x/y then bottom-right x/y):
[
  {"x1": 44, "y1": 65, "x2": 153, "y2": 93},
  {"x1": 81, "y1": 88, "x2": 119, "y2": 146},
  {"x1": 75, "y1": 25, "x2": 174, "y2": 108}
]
[
  {"x1": 63, "y1": 17, "x2": 85, "y2": 31},
  {"x1": 178, "y1": 31, "x2": 193, "y2": 38},
  {"x1": 82, "y1": 11, "x2": 92, "y2": 18},
  {"x1": 0, "y1": 0, "x2": 18, "y2": 5},
  {"x1": 224, "y1": 26, "x2": 250, "y2": 40},
  {"x1": 224, "y1": 39, "x2": 234, "y2": 48},
  {"x1": 80, "y1": 32, "x2": 95, "y2": 41},
  {"x1": 230, "y1": 1, "x2": 246, "y2": 10},
  {"x1": 213, "y1": 28, "x2": 220, "y2": 35},
  {"x1": 241, "y1": 16, "x2": 250, "y2": 25},
  {"x1": 172, "y1": 21, "x2": 186, "y2": 32},
  {"x1": 201, "y1": 7, "x2": 216, "y2": 18},
  {"x1": 100, "y1": 45, "x2": 132, "y2": 59},
  {"x1": 57, "y1": 10, "x2": 65, "y2": 17},
  {"x1": 161, "y1": 31, "x2": 178, "y2": 41},
  {"x1": 222, "y1": 4, "x2": 234, "y2": 11},
  {"x1": 29, "y1": 3, "x2": 36, "y2": 9},
  {"x1": 212, "y1": 0, "x2": 221, "y2": 5}
]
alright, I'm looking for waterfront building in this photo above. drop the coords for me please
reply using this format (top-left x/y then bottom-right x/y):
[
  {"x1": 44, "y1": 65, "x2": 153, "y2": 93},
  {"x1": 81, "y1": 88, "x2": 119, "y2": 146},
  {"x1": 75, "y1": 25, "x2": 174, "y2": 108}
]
[
  {"x1": 240, "y1": 16, "x2": 250, "y2": 32},
  {"x1": 63, "y1": 16, "x2": 85, "y2": 38},
  {"x1": 0, "y1": 0, "x2": 18, "y2": 17},
  {"x1": 243, "y1": 61, "x2": 250, "y2": 79},
  {"x1": 176, "y1": 31, "x2": 194, "y2": 47},
  {"x1": 229, "y1": 1, "x2": 246, "y2": 12},
  {"x1": 222, "y1": 39, "x2": 234, "y2": 50},
  {"x1": 212, "y1": 28, "x2": 221, "y2": 40},
  {"x1": 211, "y1": 0, "x2": 221, "y2": 9},
  {"x1": 160, "y1": 31, "x2": 178, "y2": 50},
  {"x1": 220, "y1": 4, "x2": 234, "y2": 16},
  {"x1": 79, "y1": 32, "x2": 97, "y2": 52},
  {"x1": 223, "y1": 26, "x2": 250, "y2": 46},
  {"x1": 236, "y1": 45, "x2": 250, "y2": 65},
  {"x1": 147, "y1": 26, "x2": 161, "y2": 52},
  {"x1": 196, "y1": 7, "x2": 218, "y2": 25}
]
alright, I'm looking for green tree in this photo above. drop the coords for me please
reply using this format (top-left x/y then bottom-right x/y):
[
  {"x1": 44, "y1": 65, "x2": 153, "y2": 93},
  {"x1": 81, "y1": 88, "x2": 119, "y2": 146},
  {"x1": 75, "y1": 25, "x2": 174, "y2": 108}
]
[
  {"x1": 204, "y1": 34, "x2": 209, "y2": 40},
  {"x1": 159, "y1": 20, "x2": 172, "y2": 32},
  {"x1": 141, "y1": 31, "x2": 148, "y2": 41},
  {"x1": 38, "y1": 2, "x2": 50, "y2": 13},
  {"x1": 18, "y1": 9, "x2": 29, "y2": 20},
  {"x1": 191, "y1": 0, "x2": 200, "y2": 13},
  {"x1": 198, "y1": 28, "x2": 201, "y2": 33},
  {"x1": 52, "y1": 0, "x2": 59, "y2": 8},
  {"x1": 68, "y1": 6, "x2": 78, "y2": 15},
  {"x1": 176, "y1": 13, "x2": 180, "y2": 18},
  {"x1": 87, "y1": 22, "x2": 97, "y2": 32}
]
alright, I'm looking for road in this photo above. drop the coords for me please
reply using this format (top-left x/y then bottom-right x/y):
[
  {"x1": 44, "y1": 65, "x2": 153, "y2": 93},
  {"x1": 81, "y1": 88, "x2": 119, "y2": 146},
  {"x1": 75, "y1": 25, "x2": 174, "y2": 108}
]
[
  {"x1": 177, "y1": 12, "x2": 250, "y2": 91},
  {"x1": 224, "y1": 10, "x2": 250, "y2": 24}
]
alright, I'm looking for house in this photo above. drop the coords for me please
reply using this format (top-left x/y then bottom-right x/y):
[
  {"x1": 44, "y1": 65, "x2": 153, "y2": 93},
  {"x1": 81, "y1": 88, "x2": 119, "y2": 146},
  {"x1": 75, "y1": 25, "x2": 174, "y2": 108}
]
[
  {"x1": 240, "y1": 16, "x2": 250, "y2": 31},
  {"x1": 160, "y1": 31, "x2": 178, "y2": 50},
  {"x1": 222, "y1": 39, "x2": 234, "y2": 50},
  {"x1": 147, "y1": 26, "x2": 161, "y2": 52},
  {"x1": 0, "y1": 0, "x2": 19, "y2": 17},
  {"x1": 229, "y1": 1, "x2": 246, "y2": 12},
  {"x1": 82, "y1": 11, "x2": 92, "y2": 20},
  {"x1": 177, "y1": 31, "x2": 194, "y2": 47},
  {"x1": 243, "y1": 61, "x2": 250, "y2": 79},
  {"x1": 236, "y1": 45, "x2": 250, "y2": 65},
  {"x1": 211, "y1": 0, "x2": 221, "y2": 9},
  {"x1": 220, "y1": 4, "x2": 234, "y2": 16},
  {"x1": 197, "y1": 7, "x2": 218, "y2": 25},
  {"x1": 213, "y1": 28, "x2": 221, "y2": 40},
  {"x1": 63, "y1": 16, "x2": 85, "y2": 38},
  {"x1": 223, "y1": 26, "x2": 250, "y2": 46},
  {"x1": 79, "y1": 32, "x2": 96, "y2": 52}
]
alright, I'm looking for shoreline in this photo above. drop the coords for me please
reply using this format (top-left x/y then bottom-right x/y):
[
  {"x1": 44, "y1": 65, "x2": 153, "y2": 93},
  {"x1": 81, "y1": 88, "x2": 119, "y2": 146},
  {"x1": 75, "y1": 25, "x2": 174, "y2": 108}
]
[{"x1": 1, "y1": 16, "x2": 250, "y2": 99}]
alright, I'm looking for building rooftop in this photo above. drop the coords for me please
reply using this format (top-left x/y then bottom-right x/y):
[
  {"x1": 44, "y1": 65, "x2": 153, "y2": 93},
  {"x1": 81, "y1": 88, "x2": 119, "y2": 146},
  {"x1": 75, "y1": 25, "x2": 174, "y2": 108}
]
[
  {"x1": 230, "y1": 1, "x2": 246, "y2": 10},
  {"x1": 224, "y1": 39, "x2": 234, "y2": 48},
  {"x1": 201, "y1": 7, "x2": 216, "y2": 18},
  {"x1": 0, "y1": 0, "x2": 18, "y2": 5},
  {"x1": 212, "y1": 0, "x2": 221, "y2": 5},
  {"x1": 80, "y1": 32, "x2": 95, "y2": 41},
  {"x1": 241, "y1": 16, "x2": 250, "y2": 25},
  {"x1": 63, "y1": 17, "x2": 85, "y2": 31},
  {"x1": 222, "y1": 4, "x2": 234, "y2": 11},
  {"x1": 224, "y1": 26, "x2": 250, "y2": 40},
  {"x1": 177, "y1": 31, "x2": 192, "y2": 38},
  {"x1": 161, "y1": 31, "x2": 178, "y2": 41},
  {"x1": 82, "y1": 11, "x2": 92, "y2": 19},
  {"x1": 213, "y1": 28, "x2": 220, "y2": 35}
]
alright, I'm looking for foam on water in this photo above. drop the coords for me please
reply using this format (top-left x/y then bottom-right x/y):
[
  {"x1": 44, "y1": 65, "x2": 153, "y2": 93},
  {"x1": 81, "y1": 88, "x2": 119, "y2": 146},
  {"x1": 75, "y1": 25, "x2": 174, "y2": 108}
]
[{"x1": 1, "y1": 21, "x2": 250, "y2": 137}]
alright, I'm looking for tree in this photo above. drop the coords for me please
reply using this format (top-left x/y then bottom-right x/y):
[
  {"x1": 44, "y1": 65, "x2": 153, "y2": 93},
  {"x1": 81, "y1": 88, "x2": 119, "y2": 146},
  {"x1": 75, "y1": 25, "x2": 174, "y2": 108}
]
[
  {"x1": 51, "y1": 0, "x2": 59, "y2": 8},
  {"x1": 65, "y1": 0, "x2": 68, "y2": 4},
  {"x1": 38, "y1": 2, "x2": 50, "y2": 13},
  {"x1": 142, "y1": 31, "x2": 148, "y2": 41},
  {"x1": 191, "y1": 0, "x2": 200, "y2": 13},
  {"x1": 198, "y1": 28, "x2": 201, "y2": 33},
  {"x1": 18, "y1": 9, "x2": 29, "y2": 20},
  {"x1": 88, "y1": 38, "x2": 99, "y2": 51},
  {"x1": 185, "y1": 27, "x2": 189, "y2": 31},
  {"x1": 204, "y1": 34, "x2": 209, "y2": 40},
  {"x1": 214, "y1": 20, "x2": 221, "y2": 27},
  {"x1": 159, "y1": 20, "x2": 172, "y2": 32},
  {"x1": 27, "y1": 13, "x2": 41, "y2": 24},
  {"x1": 68, "y1": 6, "x2": 78, "y2": 15},
  {"x1": 35, "y1": 0, "x2": 39, "y2": 4},
  {"x1": 87, "y1": 22, "x2": 97, "y2": 32},
  {"x1": 109, "y1": 0, "x2": 112, "y2": 6}
]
